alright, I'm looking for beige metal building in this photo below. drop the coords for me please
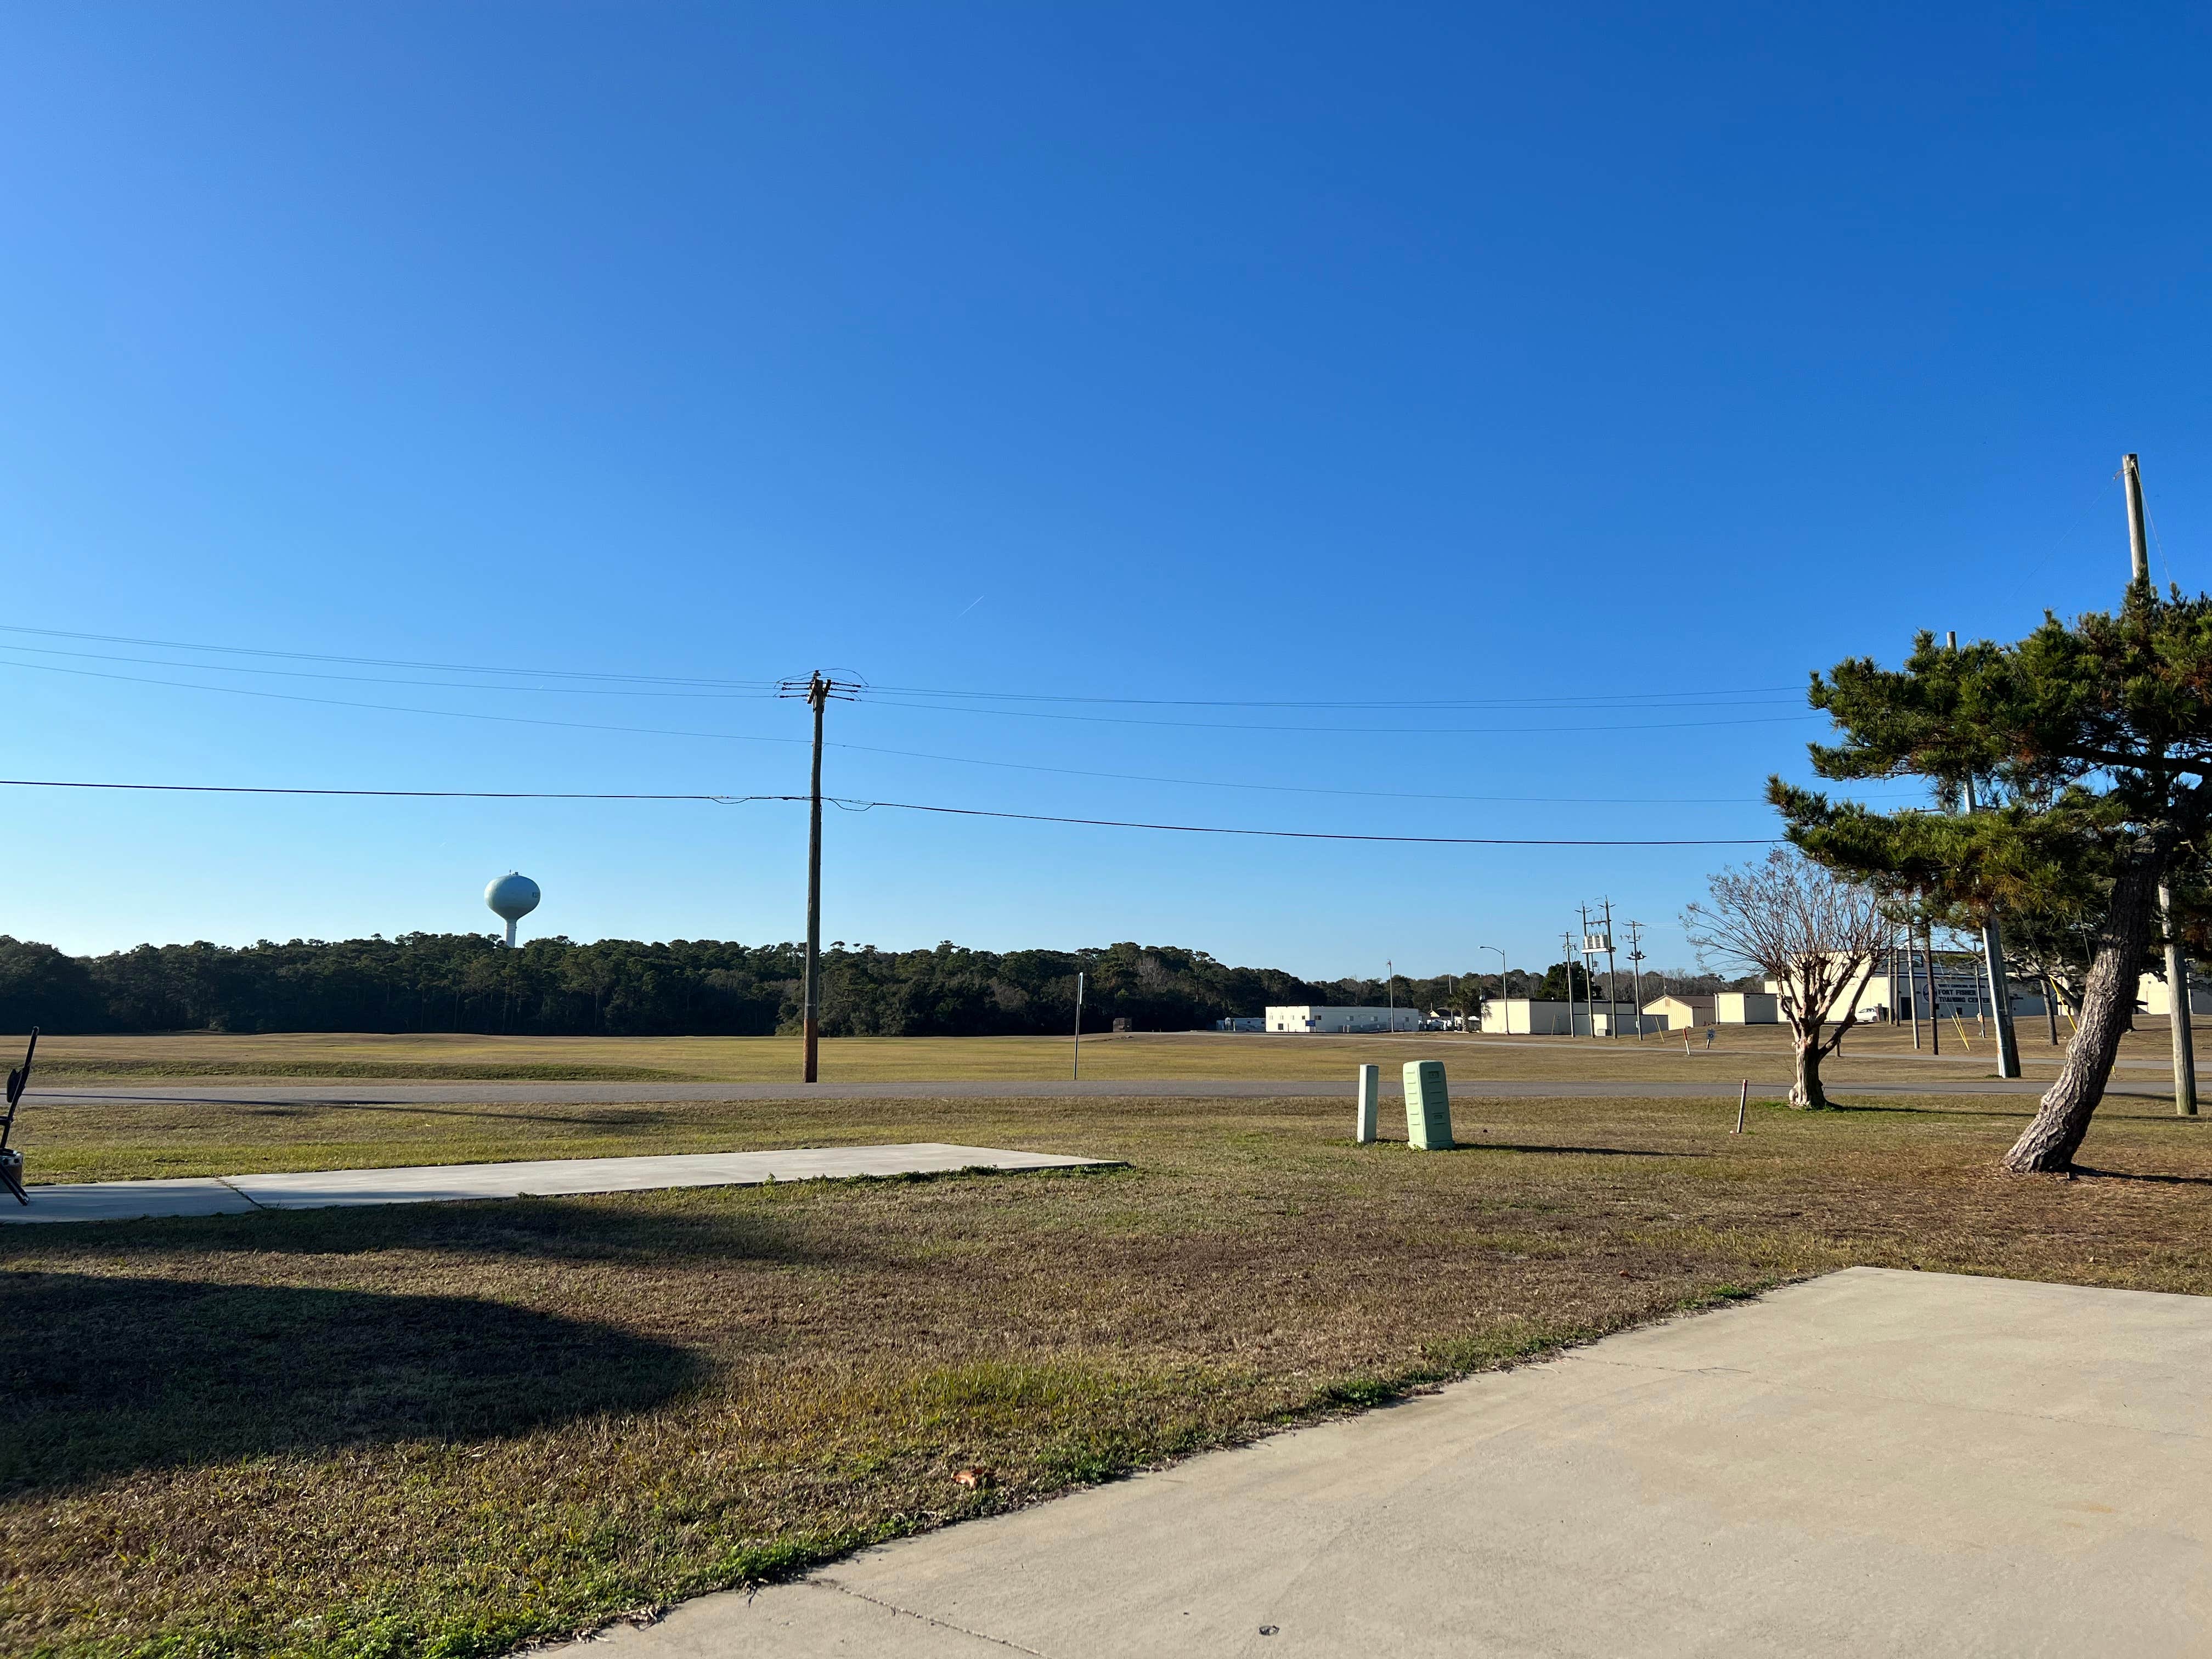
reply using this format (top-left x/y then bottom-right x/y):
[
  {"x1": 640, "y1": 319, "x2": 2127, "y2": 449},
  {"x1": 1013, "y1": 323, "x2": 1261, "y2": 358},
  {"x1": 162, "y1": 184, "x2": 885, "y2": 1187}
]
[
  {"x1": 2134, "y1": 974, "x2": 2212, "y2": 1017},
  {"x1": 1478, "y1": 998, "x2": 1575, "y2": 1035},
  {"x1": 1641, "y1": 994, "x2": 1715, "y2": 1030}
]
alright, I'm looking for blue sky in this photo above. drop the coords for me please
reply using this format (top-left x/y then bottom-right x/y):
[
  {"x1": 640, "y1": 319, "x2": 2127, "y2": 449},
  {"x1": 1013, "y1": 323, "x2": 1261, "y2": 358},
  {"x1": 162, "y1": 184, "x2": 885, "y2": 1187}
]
[{"x1": 2, "y1": 3, "x2": 2206, "y2": 980}]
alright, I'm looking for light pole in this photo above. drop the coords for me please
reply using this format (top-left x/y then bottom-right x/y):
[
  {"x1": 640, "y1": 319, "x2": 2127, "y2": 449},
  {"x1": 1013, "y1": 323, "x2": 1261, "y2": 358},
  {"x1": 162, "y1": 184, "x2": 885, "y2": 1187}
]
[
  {"x1": 1072, "y1": 970, "x2": 1085, "y2": 1080},
  {"x1": 1479, "y1": 945, "x2": 1505, "y2": 1034}
]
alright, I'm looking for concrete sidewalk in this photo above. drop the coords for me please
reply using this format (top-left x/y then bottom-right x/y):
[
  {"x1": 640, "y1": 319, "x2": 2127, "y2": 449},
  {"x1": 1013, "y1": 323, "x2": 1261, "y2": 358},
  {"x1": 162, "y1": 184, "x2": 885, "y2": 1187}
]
[
  {"x1": 1, "y1": 1143, "x2": 1114, "y2": 1224},
  {"x1": 560, "y1": 1268, "x2": 2212, "y2": 1657}
]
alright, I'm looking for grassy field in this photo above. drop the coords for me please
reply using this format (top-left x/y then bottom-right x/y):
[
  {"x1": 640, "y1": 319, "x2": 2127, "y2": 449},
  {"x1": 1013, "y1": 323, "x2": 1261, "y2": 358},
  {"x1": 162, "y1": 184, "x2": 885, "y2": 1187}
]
[
  {"x1": 8, "y1": 1017, "x2": 2181, "y2": 1088},
  {"x1": 4, "y1": 1084, "x2": 2210, "y2": 1658}
]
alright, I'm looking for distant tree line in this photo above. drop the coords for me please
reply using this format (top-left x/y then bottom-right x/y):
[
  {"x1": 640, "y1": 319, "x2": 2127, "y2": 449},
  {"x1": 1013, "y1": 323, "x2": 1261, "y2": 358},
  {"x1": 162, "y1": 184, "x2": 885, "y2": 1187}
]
[{"x1": 0, "y1": 933, "x2": 1764, "y2": 1037}]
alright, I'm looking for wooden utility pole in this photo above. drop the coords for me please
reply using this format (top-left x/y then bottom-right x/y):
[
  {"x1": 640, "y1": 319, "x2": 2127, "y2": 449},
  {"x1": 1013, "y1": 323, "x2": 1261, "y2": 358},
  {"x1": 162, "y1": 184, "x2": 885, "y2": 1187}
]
[
  {"x1": 1624, "y1": 919, "x2": 1648, "y2": 1040},
  {"x1": 2124, "y1": 455, "x2": 2197, "y2": 1115},
  {"x1": 804, "y1": 674, "x2": 827, "y2": 1083},
  {"x1": 1561, "y1": 928, "x2": 1580, "y2": 1037},
  {"x1": 1577, "y1": 904, "x2": 1599, "y2": 1040},
  {"x1": 780, "y1": 672, "x2": 860, "y2": 1085},
  {"x1": 1600, "y1": 898, "x2": 1621, "y2": 1039}
]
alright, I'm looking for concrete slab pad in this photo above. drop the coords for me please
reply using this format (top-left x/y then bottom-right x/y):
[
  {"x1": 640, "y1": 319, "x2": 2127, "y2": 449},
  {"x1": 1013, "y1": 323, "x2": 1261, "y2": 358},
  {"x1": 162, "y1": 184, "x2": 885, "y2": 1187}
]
[
  {"x1": 0, "y1": 1177, "x2": 258, "y2": 1224},
  {"x1": 224, "y1": 1144, "x2": 1111, "y2": 1210},
  {"x1": 555, "y1": 1268, "x2": 2212, "y2": 1657},
  {"x1": 3, "y1": 1145, "x2": 1113, "y2": 1224}
]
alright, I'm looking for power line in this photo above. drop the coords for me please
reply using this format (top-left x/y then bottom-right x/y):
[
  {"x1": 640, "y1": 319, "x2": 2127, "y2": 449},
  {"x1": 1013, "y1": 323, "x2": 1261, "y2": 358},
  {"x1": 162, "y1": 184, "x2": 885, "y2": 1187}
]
[
  {"x1": 831, "y1": 797, "x2": 1780, "y2": 846},
  {"x1": 0, "y1": 657, "x2": 1805, "y2": 804},
  {"x1": 0, "y1": 657, "x2": 814, "y2": 749},
  {"x1": 0, "y1": 623, "x2": 780, "y2": 690},
  {"x1": 863, "y1": 695, "x2": 1818, "y2": 736},
  {"x1": 0, "y1": 654, "x2": 1819, "y2": 744},
  {"x1": 0, "y1": 780, "x2": 766, "y2": 801},
  {"x1": 828, "y1": 735, "x2": 1770, "y2": 804},
  {"x1": 864, "y1": 682, "x2": 1807, "y2": 710},
  {"x1": 0, "y1": 640, "x2": 782, "y2": 699},
  {"x1": 0, "y1": 777, "x2": 1779, "y2": 845},
  {"x1": 0, "y1": 622, "x2": 1801, "y2": 712}
]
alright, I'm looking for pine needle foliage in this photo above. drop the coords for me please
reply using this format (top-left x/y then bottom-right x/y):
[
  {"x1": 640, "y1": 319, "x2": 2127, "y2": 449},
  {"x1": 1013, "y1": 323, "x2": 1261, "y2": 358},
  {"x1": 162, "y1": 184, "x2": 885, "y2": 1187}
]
[{"x1": 1770, "y1": 587, "x2": 2212, "y2": 1171}]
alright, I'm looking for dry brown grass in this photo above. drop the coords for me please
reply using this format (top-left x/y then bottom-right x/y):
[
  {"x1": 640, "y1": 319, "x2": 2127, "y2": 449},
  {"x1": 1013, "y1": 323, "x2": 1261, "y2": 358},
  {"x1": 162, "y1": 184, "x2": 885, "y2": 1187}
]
[
  {"x1": 4, "y1": 1086, "x2": 2210, "y2": 1659},
  {"x1": 16, "y1": 1017, "x2": 2193, "y2": 1088}
]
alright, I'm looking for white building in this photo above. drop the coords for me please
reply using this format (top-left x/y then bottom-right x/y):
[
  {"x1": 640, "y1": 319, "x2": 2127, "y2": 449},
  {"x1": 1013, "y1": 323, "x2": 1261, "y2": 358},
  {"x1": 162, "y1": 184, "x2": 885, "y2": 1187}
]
[
  {"x1": 1717, "y1": 991, "x2": 1781, "y2": 1024},
  {"x1": 1479, "y1": 998, "x2": 1574, "y2": 1035},
  {"x1": 1265, "y1": 1005, "x2": 1424, "y2": 1034},
  {"x1": 2135, "y1": 973, "x2": 2212, "y2": 1017}
]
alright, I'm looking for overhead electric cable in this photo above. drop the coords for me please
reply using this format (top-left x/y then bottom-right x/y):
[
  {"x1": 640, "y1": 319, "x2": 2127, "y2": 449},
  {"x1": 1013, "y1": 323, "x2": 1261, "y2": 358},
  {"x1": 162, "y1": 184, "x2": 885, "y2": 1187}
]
[
  {"x1": 1, "y1": 655, "x2": 1915, "y2": 809},
  {"x1": 826, "y1": 797, "x2": 1780, "y2": 845},
  {"x1": 0, "y1": 640, "x2": 782, "y2": 699},
  {"x1": 0, "y1": 657, "x2": 1819, "y2": 742},
  {"x1": 862, "y1": 682, "x2": 1807, "y2": 709},
  {"x1": 865, "y1": 695, "x2": 1819, "y2": 736},
  {"x1": 0, "y1": 658, "x2": 812, "y2": 748},
  {"x1": 827, "y1": 734, "x2": 1769, "y2": 804},
  {"x1": 0, "y1": 623, "x2": 1801, "y2": 712},
  {"x1": 0, "y1": 623, "x2": 779, "y2": 689},
  {"x1": 0, "y1": 778, "x2": 1779, "y2": 844},
  {"x1": 0, "y1": 780, "x2": 764, "y2": 801}
]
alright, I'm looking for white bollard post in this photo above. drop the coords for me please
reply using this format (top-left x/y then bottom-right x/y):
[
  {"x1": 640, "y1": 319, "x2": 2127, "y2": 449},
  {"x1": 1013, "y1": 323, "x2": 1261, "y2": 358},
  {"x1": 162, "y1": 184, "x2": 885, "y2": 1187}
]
[
  {"x1": 1404, "y1": 1059, "x2": 1454, "y2": 1149},
  {"x1": 1355, "y1": 1064, "x2": 1380, "y2": 1143}
]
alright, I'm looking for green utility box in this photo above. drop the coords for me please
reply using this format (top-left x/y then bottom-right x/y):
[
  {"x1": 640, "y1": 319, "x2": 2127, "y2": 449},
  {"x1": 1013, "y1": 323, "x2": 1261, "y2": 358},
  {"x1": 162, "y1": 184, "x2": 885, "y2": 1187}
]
[
  {"x1": 1404, "y1": 1060, "x2": 1453, "y2": 1149},
  {"x1": 1355, "y1": 1064, "x2": 1380, "y2": 1144}
]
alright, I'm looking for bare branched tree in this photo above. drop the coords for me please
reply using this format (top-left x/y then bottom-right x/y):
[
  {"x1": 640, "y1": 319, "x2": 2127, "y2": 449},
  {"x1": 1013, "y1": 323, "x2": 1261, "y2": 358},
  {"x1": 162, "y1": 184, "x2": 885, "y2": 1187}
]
[{"x1": 1681, "y1": 847, "x2": 1891, "y2": 1109}]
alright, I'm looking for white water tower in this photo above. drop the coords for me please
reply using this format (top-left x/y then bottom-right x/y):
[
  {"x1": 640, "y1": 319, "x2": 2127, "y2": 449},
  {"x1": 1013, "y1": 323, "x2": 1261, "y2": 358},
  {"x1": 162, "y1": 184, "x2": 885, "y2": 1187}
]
[{"x1": 486, "y1": 872, "x2": 541, "y2": 947}]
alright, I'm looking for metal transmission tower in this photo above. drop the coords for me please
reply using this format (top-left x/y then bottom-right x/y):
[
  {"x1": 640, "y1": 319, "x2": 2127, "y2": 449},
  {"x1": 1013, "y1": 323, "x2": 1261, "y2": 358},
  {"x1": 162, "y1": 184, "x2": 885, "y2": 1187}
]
[
  {"x1": 2124, "y1": 455, "x2": 2198, "y2": 1117},
  {"x1": 778, "y1": 672, "x2": 865, "y2": 1084}
]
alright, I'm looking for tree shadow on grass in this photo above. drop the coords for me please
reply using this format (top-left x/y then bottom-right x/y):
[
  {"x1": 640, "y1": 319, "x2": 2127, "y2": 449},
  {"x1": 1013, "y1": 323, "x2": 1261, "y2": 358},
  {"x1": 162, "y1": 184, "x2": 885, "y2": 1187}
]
[
  {"x1": 0, "y1": 1193, "x2": 826, "y2": 1266},
  {"x1": 1483, "y1": 1143, "x2": 1711, "y2": 1158},
  {"x1": 43, "y1": 1091, "x2": 671, "y2": 1130},
  {"x1": 2069, "y1": 1165, "x2": 2212, "y2": 1187},
  {"x1": 1825, "y1": 1101, "x2": 2035, "y2": 1119},
  {"x1": 0, "y1": 1270, "x2": 703, "y2": 1497},
  {"x1": 1371, "y1": 1141, "x2": 1709, "y2": 1158}
]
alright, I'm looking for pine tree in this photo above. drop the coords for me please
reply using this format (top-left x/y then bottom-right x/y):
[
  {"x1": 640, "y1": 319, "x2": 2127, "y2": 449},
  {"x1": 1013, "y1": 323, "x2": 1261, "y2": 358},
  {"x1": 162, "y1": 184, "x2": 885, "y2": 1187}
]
[{"x1": 1774, "y1": 586, "x2": 2212, "y2": 1172}]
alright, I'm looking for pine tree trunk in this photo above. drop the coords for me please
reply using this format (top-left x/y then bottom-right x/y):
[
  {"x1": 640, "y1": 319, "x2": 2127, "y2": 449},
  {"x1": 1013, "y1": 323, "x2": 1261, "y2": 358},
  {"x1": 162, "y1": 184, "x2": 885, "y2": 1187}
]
[
  {"x1": 2002, "y1": 844, "x2": 2165, "y2": 1173},
  {"x1": 1789, "y1": 1026, "x2": 1829, "y2": 1109}
]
